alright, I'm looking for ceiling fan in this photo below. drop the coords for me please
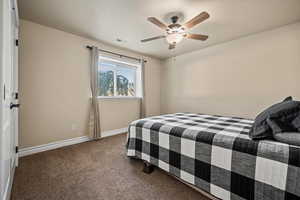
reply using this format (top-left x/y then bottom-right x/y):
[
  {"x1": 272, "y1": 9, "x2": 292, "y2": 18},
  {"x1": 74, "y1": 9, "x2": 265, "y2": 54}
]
[{"x1": 141, "y1": 12, "x2": 210, "y2": 50}]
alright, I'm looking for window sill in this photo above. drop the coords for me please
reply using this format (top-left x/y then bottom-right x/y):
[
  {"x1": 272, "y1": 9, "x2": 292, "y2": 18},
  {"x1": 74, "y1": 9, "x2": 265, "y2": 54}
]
[{"x1": 96, "y1": 96, "x2": 142, "y2": 100}]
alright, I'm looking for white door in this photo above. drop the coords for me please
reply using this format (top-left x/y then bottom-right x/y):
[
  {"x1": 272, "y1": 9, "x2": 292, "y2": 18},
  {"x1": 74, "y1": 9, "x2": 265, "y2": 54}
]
[
  {"x1": 11, "y1": 0, "x2": 19, "y2": 167},
  {"x1": 0, "y1": 0, "x2": 19, "y2": 199}
]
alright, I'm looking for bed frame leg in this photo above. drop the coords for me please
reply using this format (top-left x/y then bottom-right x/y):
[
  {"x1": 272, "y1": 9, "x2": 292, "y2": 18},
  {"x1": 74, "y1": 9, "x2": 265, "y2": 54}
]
[{"x1": 143, "y1": 161, "x2": 154, "y2": 174}]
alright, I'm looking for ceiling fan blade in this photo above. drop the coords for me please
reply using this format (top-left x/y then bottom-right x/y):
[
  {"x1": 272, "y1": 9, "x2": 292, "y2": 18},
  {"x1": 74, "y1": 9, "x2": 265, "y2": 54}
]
[
  {"x1": 141, "y1": 35, "x2": 166, "y2": 42},
  {"x1": 168, "y1": 44, "x2": 176, "y2": 50},
  {"x1": 147, "y1": 17, "x2": 168, "y2": 30},
  {"x1": 186, "y1": 33, "x2": 208, "y2": 41},
  {"x1": 183, "y1": 12, "x2": 209, "y2": 29}
]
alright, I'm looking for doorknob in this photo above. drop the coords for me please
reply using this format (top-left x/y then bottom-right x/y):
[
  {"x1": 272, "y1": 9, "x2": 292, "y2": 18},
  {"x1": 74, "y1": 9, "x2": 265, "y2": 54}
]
[{"x1": 10, "y1": 103, "x2": 20, "y2": 109}]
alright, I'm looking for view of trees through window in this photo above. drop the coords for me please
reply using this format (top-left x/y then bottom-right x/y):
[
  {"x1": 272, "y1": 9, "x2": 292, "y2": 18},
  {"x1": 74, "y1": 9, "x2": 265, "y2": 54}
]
[{"x1": 98, "y1": 59, "x2": 136, "y2": 97}]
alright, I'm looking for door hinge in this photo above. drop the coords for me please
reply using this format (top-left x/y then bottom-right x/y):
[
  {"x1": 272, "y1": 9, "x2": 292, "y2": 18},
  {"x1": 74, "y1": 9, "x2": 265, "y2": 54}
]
[
  {"x1": 15, "y1": 146, "x2": 19, "y2": 153},
  {"x1": 15, "y1": 39, "x2": 19, "y2": 46},
  {"x1": 3, "y1": 84, "x2": 5, "y2": 100}
]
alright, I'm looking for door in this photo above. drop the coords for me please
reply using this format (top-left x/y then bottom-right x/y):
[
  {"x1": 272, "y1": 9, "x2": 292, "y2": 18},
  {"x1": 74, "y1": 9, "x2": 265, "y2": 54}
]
[
  {"x1": 11, "y1": 0, "x2": 19, "y2": 167},
  {"x1": 0, "y1": 0, "x2": 19, "y2": 199}
]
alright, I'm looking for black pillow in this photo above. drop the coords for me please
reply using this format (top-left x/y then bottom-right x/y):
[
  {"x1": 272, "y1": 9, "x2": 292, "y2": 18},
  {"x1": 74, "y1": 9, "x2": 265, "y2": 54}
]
[
  {"x1": 267, "y1": 118, "x2": 298, "y2": 134},
  {"x1": 273, "y1": 132, "x2": 300, "y2": 146},
  {"x1": 267, "y1": 118, "x2": 300, "y2": 146},
  {"x1": 292, "y1": 115, "x2": 300, "y2": 131},
  {"x1": 249, "y1": 98, "x2": 300, "y2": 140},
  {"x1": 283, "y1": 96, "x2": 293, "y2": 101}
]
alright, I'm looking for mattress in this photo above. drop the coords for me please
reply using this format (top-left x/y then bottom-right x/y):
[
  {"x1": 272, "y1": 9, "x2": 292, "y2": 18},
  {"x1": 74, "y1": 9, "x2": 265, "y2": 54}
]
[{"x1": 126, "y1": 113, "x2": 300, "y2": 200}]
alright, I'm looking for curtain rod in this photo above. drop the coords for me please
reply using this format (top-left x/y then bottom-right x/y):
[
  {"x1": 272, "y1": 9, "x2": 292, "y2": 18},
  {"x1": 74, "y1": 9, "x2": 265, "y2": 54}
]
[{"x1": 86, "y1": 45, "x2": 147, "y2": 63}]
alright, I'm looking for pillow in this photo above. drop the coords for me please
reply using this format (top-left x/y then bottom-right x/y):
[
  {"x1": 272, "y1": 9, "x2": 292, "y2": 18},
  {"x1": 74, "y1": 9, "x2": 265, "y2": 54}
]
[
  {"x1": 249, "y1": 98, "x2": 300, "y2": 140},
  {"x1": 273, "y1": 132, "x2": 300, "y2": 146},
  {"x1": 283, "y1": 96, "x2": 293, "y2": 101},
  {"x1": 266, "y1": 118, "x2": 281, "y2": 133},
  {"x1": 267, "y1": 118, "x2": 298, "y2": 134},
  {"x1": 292, "y1": 115, "x2": 300, "y2": 131}
]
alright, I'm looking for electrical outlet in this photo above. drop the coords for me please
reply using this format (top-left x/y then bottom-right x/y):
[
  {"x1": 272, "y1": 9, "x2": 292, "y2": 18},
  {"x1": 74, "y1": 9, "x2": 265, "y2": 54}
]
[{"x1": 71, "y1": 124, "x2": 78, "y2": 131}]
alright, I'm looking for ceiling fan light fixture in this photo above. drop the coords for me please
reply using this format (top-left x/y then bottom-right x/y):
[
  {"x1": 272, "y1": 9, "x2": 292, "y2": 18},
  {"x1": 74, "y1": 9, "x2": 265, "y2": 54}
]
[
  {"x1": 143, "y1": 12, "x2": 210, "y2": 49},
  {"x1": 166, "y1": 33, "x2": 184, "y2": 44}
]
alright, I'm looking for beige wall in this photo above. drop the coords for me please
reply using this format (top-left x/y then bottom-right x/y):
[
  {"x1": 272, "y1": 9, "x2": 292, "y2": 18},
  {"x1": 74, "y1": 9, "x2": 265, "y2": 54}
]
[
  {"x1": 19, "y1": 20, "x2": 161, "y2": 148},
  {"x1": 161, "y1": 22, "x2": 300, "y2": 119},
  {"x1": 20, "y1": 19, "x2": 300, "y2": 148}
]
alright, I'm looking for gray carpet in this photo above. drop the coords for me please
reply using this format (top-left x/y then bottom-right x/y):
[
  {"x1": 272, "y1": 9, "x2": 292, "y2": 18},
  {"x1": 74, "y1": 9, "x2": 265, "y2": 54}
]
[{"x1": 12, "y1": 134, "x2": 209, "y2": 200}]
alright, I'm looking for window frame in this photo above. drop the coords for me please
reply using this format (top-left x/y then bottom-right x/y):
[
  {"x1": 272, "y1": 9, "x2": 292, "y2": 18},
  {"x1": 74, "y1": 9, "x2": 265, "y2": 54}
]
[{"x1": 98, "y1": 55, "x2": 141, "y2": 99}]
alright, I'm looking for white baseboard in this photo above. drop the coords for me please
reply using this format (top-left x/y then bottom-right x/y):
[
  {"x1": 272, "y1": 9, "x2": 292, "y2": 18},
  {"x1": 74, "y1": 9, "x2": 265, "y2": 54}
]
[
  {"x1": 101, "y1": 127, "x2": 127, "y2": 138},
  {"x1": 19, "y1": 127, "x2": 127, "y2": 157},
  {"x1": 19, "y1": 136, "x2": 91, "y2": 157}
]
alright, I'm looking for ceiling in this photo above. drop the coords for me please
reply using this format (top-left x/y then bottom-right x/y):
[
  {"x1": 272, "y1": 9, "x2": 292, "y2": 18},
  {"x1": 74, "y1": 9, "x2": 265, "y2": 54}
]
[{"x1": 18, "y1": 0, "x2": 300, "y2": 59}]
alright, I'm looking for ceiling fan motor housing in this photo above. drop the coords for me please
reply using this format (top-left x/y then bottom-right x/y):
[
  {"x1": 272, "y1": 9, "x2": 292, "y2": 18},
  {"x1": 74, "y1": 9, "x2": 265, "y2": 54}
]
[{"x1": 171, "y1": 16, "x2": 179, "y2": 24}]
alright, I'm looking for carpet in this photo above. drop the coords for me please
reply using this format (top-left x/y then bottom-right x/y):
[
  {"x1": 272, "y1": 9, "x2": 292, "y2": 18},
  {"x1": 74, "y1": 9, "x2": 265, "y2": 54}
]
[{"x1": 12, "y1": 134, "x2": 209, "y2": 200}]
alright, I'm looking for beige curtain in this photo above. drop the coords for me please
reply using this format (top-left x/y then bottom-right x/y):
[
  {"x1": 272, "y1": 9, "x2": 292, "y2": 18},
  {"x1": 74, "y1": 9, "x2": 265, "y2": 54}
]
[
  {"x1": 90, "y1": 46, "x2": 101, "y2": 139},
  {"x1": 140, "y1": 59, "x2": 146, "y2": 118}
]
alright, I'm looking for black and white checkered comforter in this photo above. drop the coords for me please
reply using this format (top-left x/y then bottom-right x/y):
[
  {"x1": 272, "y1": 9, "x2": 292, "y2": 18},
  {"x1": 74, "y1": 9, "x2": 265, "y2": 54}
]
[{"x1": 126, "y1": 113, "x2": 300, "y2": 200}]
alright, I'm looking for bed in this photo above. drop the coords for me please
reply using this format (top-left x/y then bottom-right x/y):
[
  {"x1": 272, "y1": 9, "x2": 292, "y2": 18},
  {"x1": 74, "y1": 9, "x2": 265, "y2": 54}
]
[{"x1": 126, "y1": 113, "x2": 300, "y2": 200}]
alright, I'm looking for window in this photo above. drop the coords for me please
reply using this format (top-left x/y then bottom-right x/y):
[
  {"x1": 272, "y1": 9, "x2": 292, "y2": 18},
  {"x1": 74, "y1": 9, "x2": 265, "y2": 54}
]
[{"x1": 98, "y1": 56, "x2": 142, "y2": 98}]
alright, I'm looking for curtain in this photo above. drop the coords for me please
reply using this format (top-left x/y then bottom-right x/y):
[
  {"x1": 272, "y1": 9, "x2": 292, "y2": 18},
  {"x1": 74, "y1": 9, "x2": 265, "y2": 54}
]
[
  {"x1": 140, "y1": 59, "x2": 146, "y2": 118},
  {"x1": 89, "y1": 46, "x2": 101, "y2": 139}
]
